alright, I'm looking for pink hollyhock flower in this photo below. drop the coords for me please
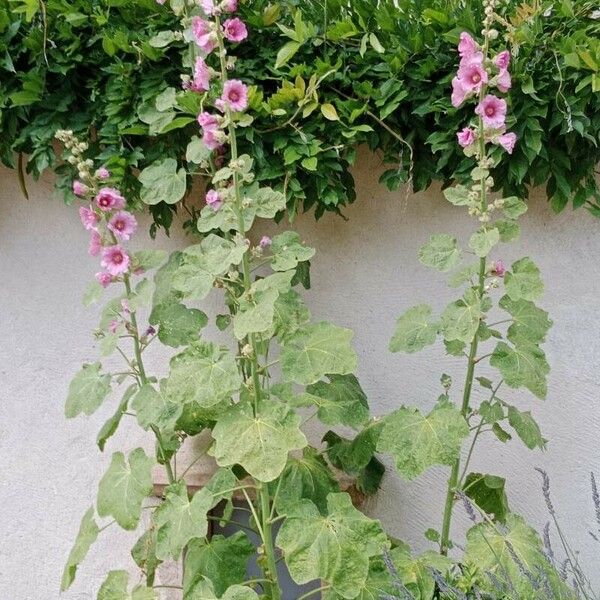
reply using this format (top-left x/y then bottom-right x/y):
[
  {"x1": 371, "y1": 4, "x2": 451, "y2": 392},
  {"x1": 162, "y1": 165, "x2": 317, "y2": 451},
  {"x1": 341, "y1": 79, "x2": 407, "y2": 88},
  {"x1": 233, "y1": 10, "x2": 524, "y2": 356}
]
[
  {"x1": 156, "y1": 0, "x2": 166, "y2": 4},
  {"x1": 222, "y1": 18, "x2": 248, "y2": 42},
  {"x1": 192, "y1": 17, "x2": 216, "y2": 54},
  {"x1": 95, "y1": 272, "x2": 113, "y2": 288},
  {"x1": 73, "y1": 180, "x2": 88, "y2": 196},
  {"x1": 496, "y1": 132, "x2": 517, "y2": 154},
  {"x1": 222, "y1": 0, "x2": 237, "y2": 12},
  {"x1": 216, "y1": 79, "x2": 248, "y2": 112},
  {"x1": 457, "y1": 127, "x2": 476, "y2": 147},
  {"x1": 79, "y1": 206, "x2": 98, "y2": 231},
  {"x1": 456, "y1": 56, "x2": 487, "y2": 92},
  {"x1": 96, "y1": 187, "x2": 126, "y2": 211},
  {"x1": 109, "y1": 319, "x2": 120, "y2": 334},
  {"x1": 89, "y1": 231, "x2": 102, "y2": 257},
  {"x1": 492, "y1": 259, "x2": 506, "y2": 277},
  {"x1": 108, "y1": 211, "x2": 137, "y2": 241},
  {"x1": 202, "y1": 129, "x2": 224, "y2": 150},
  {"x1": 259, "y1": 235, "x2": 272, "y2": 249},
  {"x1": 475, "y1": 95, "x2": 507, "y2": 129},
  {"x1": 496, "y1": 68, "x2": 511, "y2": 93},
  {"x1": 197, "y1": 112, "x2": 220, "y2": 129},
  {"x1": 451, "y1": 77, "x2": 469, "y2": 108},
  {"x1": 458, "y1": 32, "x2": 479, "y2": 58},
  {"x1": 101, "y1": 245, "x2": 130, "y2": 276},
  {"x1": 96, "y1": 167, "x2": 110, "y2": 180},
  {"x1": 205, "y1": 189, "x2": 223, "y2": 210},
  {"x1": 120, "y1": 299, "x2": 130, "y2": 314},
  {"x1": 200, "y1": 0, "x2": 215, "y2": 15},
  {"x1": 191, "y1": 57, "x2": 211, "y2": 92},
  {"x1": 494, "y1": 50, "x2": 511, "y2": 70}
]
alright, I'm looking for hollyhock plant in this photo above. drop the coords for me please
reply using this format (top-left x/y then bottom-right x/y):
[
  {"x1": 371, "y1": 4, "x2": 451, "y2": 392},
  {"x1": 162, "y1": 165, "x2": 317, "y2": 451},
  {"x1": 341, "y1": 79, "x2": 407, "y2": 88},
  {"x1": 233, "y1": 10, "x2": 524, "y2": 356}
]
[
  {"x1": 456, "y1": 56, "x2": 488, "y2": 92},
  {"x1": 222, "y1": 0, "x2": 237, "y2": 11},
  {"x1": 100, "y1": 245, "x2": 130, "y2": 276},
  {"x1": 458, "y1": 31, "x2": 479, "y2": 58},
  {"x1": 222, "y1": 18, "x2": 247, "y2": 42},
  {"x1": 496, "y1": 68, "x2": 511, "y2": 93},
  {"x1": 492, "y1": 259, "x2": 506, "y2": 276},
  {"x1": 475, "y1": 94, "x2": 507, "y2": 129},
  {"x1": 200, "y1": 0, "x2": 215, "y2": 15},
  {"x1": 457, "y1": 127, "x2": 476, "y2": 147},
  {"x1": 191, "y1": 57, "x2": 211, "y2": 92},
  {"x1": 95, "y1": 272, "x2": 112, "y2": 288},
  {"x1": 95, "y1": 187, "x2": 126, "y2": 212},
  {"x1": 191, "y1": 17, "x2": 216, "y2": 54},
  {"x1": 495, "y1": 132, "x2": 517, "y2": 154},
  {"x1": 494, "y1": 50, "x2": 510, "y2": 70},
  {"x1": 73, "y1": 181, "x2": 88, "y2": 196},
  {"x1": 205, "y1": 189, "x2": 223, "y2": 210},
  {"x1": 216, "y1": 79, "x2": 248, "y2": 112},
  {"x1": 79, "y1": 206, "x2": 98, "y2": 231},
  {"x1": 88, "y1": 231, "x2": 102, "y2": 257},
  {"x1": 96, "y1": 167, "x2": 110, "y2": 180},
  {"x1": 108, "y1": 211, "x2": 137, "y2": 241},
  {"x1": 259, "y1": 235, "x2": 272, "y2": 249}
]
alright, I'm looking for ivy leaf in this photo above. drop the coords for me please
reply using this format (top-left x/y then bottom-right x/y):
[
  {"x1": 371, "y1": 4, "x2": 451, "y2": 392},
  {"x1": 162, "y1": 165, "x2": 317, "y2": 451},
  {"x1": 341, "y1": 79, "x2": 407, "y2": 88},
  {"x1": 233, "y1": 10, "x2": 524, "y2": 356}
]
[
  {"x1": 490, "y1": 339, "x2": 549, "y2": 399},
  {"x1": 389, "y1": 304, "x2": 439, "y2": 353},
  {"x1": 150, "y1": 302, "x2": 207, "y2": 347},
  {"x1": 132, "y1": 383, "x2": 182, "y2": 431},
  {"x1": 504, "y1": 257, "x2": 544, "y2": 302},
  {"x1": 499, "y1": 295, "x2": 552, "y2": 344},
  {"x1": 212, "y1": 399, "x2": 307, "y2": 482},
  {"x1": 271, "y1": 447, "x2": 339, "y2": 515},
  {"x1": 507, "y1": 406, "x2": 547, "y2": 449},
  {"x1": 97, "y1": 385, "x2": 137, "y2": 451},
  {"x1": 97, "y1": 570, "x2": 155, "y2": 600},
  {"x1": 377, "y1": 400, "x2": 469, "y2": 480},
  {"x1": 469, "y1": 227, "x2": 500, "y2": 257},
  {"x1": 441, "y1": 289, "x2": 482, "y2": 344},
  {"x1": 184, "y1": 532, "x2": 254, "y2": 596},
  {"x1": 61, "y1": 507, "x2": 99, "y2": 591},
  {"x1": 65, "y1": 362, "x2": 111, "y2": 418},
  {"x1": 418, "y1": 234, "x2": 461, "y2": 272},
  {"x1": 276, "y1": 493, "x2": 389, "y2": 599},
  {"x1": 280, "y1": 321, "x2": 357, "y2": 385},
  {"x1": 300, "y1": 374, "x2": 370, "y2": 429},
  {"x1": 270, "y1": 231, "x2": 315, "y2": 271},
  {"x1": 502, "y1": 196, "x2": 528, "y2": 219},
  {"x1": 97, "y1": 448, "x2": 154, "y2": 530},
  {"x1": 165, "y1": 342, "x2": 241, "y2": 408},
  {"x1": 463, "y1": 472, "x2": 509, "y2": 522},
  {"x1": 139, "y1": 158, "x2": 186, "y2": 205}
]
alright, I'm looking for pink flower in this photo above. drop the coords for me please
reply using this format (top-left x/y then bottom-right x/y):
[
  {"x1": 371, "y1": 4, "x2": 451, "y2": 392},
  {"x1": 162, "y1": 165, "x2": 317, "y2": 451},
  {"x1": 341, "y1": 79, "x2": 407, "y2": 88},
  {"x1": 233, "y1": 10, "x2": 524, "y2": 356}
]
[
  {"x1": 96, "y1": 187, "x2": 126, "y2": 211},
  {"x1": 456, "y1": 56, "x2": 487, "y2": 92},
  {"x1": 496, "y1": 68, "x2": 511, "y2": 93},
  {"x1": 89, "y1": 231, "x2": 102, "y2": 257},
  {"x1": 458, "y1": 32, "x2": 479, "y2": 58},
  {"x1": 73, "y1": 181, "x2": 88, "y2": 196},
  {"x1": 200, "y1": 0, "x2": 215, "y2": 15},
  {"x1": 197, "y1": 112, "x2": 220, "y2": 129},
  {"x1": 79, "y1": 206, "x2": 98, "y2": 231},
  {"x1": 216, "y1": 79, "x2": 248, "y2": 112},
  {"x1": 109, "y1": 319, "x2": 120, "y2": 334},
  {"x1": 222, "y1": 0, "x2": 237, "y2": 12},
  {"x1": 96, "y1": 167, "x2": 110, "y2": 180},
  {"x1": 191, "y1": 57, "x2": 211, "y2": 92},
  {"x1": 259, "y1": 235, "x2": 272, "y2": 249},
  {"x1": 108, "y1": 211, "x2": 137, "y2": 241},
  {"x1": 101, "y1": 245, "x2": 130, "y2": 276},
  {"x1": 202, "y1": 129, "x2": 224, "y2": 150},
  {"x1": 95, "y1": 272, "x2": 113, "y2": 288},
  {"x1": 451, "y1": 78, "x2": 469, "y2": 108},
  {"x1": 457, "y1": 127, "x2": 476, "y2": 147},
  {"x1": 475, "y1": 95, "x2": 507, "y2": 129},
  {"x1": 492, "y1": 260, "x2": 506, "y2": 277},
  {"x1": 205, "y1": 189, "x2": 223, "y2": 210},
  {"x1": 222, "y1": 18, "x2": 247, "y2": 42},
  {"x1": 494, "y1": 50, "x2": 511, "y2": 71},
  {"x1": 156, "y1": 0, "x2": 166, "y2": 4},
  {"x1": 192, "y1": 17, "x2": 216, "y2": 54},
  {"x1": 495, "y1": 132, "x2": 517, "y2": 154},
  {"x1": 120, "y1": 299, "x2": 130, "y2": 314}
]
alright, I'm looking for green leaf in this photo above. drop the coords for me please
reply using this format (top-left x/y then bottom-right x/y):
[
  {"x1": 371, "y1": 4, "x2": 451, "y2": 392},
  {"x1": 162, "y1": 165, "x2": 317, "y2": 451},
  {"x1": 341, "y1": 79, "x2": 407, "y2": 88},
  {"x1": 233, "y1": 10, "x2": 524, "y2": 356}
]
[
  {"x1": 97, "y1": 448, "x2": 154, "y2": 530},
  {"x1": 252, "y1": 186, "x2": 287, "y2": 218},
  {"x1": 184, "y1": 533, "x2": 254, "y2": 597},
  {"x1": 507, "y1": 406, "x2": 546, "y2": 449},
  {"x1": 280, "y1": 321, "x2": 357, "y2": 385},
  {"x1": 443, "y1": 184, "x2": 471, "y2": 206},
  {"x1": 65, "y1": 363, "x2": 111, "y2": 418},
  {"x1": 139, "y1": 158, "x2": 187, "y2": 206},
  {"x1": 186, "y1": 136, "x2": 212, "y2": 164},
  {"x1": 233, "y1": 288, "x2": 280, "y2": 340},
  {"x1": 440, "y1": 290, "x2": 482, "y2": 344},
  {"x1": 83, "y1": 280, "x2": 104, "y2": 306},
  {"x1": 97, "y1": 385, "x2": 137, "y2": 451},
  {"x1": 495, "y1": 219, "x2": 521, "y2": 242},
  {"x1": 270, "y1": 231, "x2": 315, "y2": 271},
  {"x1": 165, "y1": 342, "x2": 241, "y2": 408},
  {"x1": 273, "y1": 289, "x2": 311, "y2": 342},
  {"x1": 469, "y1": 227, "x2": 500, "y2": 258},
  {"x1": 463, "y1": 472, "x2": 509, "y2": 522},
  {"x1": 131, "y1": 530, "x2": 161, "y2": 587},
  {"x1": 321, "y1": 103, "x2": 340, "y2": 121},
  {"x1": 300, "y1": 374, "x2": 369, "y2": 429},
  {"x1": 61, "y1": 507, "x2": 99, "y2": 591},
  {"x1": 389, "y1": 304, "x2": 439, "y2": 353},
  {"x1": 212, "y1": 399, "x2": 307, "y2": 482},
  {"x1": 276, "y1": 493, "x2": 389, "y2": 598},
  {"x1": 97, "y1": 570, "x2": 155, "y2": 600},
  {"x1": 132, "y1": 250, "x2": 168, "y2": 272},
  {"x1": 186, "y1": 580, "x2": 259, "y2": 600},
  {"x1": 490, "y1": 339, "x2": 549, "y2": 399},
  {"x1": 418, "y1": 234, "x2": 461, "y2": 272},
  {"x1": 505, "y1": 257, "x2": 544, "y2": 302},
  {"x1": 275, "y1": 40, "x2": 301, "y2": 69},
  {"x1": 132, "y1": 383, "x2": 182, "y2": 431},
  {"x1": 499, "y1": 295, "x2": 552, "y2": 344},
  {"x1": 369, "y1": 32, "x2": 385, "y2": 53},
  {"x1": 502, "y1": 196, "x2": 528, "y2": 219},
  {"x1": 377, "y1": 400, "x2": 469, "y2": 480},
  {"x1": 150, "y1": 302, "x2": 207, "y2": 347}
]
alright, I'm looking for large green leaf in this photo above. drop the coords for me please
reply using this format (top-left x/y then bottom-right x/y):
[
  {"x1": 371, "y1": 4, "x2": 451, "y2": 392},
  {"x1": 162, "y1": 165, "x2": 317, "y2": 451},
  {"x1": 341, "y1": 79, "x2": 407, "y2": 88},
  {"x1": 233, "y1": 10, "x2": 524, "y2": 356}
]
[
  {"x1": 65, "y1": 362, "x2": 111, "y2": 418},
  {"x1": 212, "y1": 399, "x2": 307, "y2": 482},
  {"x1": 184, "y1": 532, "x2": 254, "y2": 597},
  {"x1": 270, "y1": 231, "x2": 315, "y2": 271},
  {"x1": 139, "y1": 158, "x2": 186, "y2": 205},
  {"x1": 490, "y1": 339, "x2": 549, "y2": 399},
  {"x1": 97, "y1": 570, "x2": 155, "y2": 600},
  {"x1": 469, "y1": 227, "x2": 499, "y2": 258},
  {"x1": 233, "y1": 288, "x2": 279, "y2": 340},
  {"x1": 499, "y1": 295, "x2": 552, "y2": 344},
  {"x1": 504, "y1": 257, "x2": 544, "y2": 302},
  {"x1": 97, "y1": 448, "x2": 154, "y2": 530},
  {"x1": 276, "y1": 493, "x2": 389, "y2": 598},
  {"x1": 61, "y1": 507, "x2": 99, "y2": 591},
  {"x1": 389, "y1": 304, "x2": 439, "y2": 353},
  {"x1": 150, "y1": 302, "x2": 207, "y2": 347},
  {"x1": 97, "y1": 385, "x2": 136, "y2": 451},
  {"x1": 463, "y1": 472, "x2": 509, "y2": 523},
  {"x1": 280, "y1": 321, "x2": 357, "y2": 385},
  {"x1": 507, "y1": 406, "x2": 546, "y2": 449},
  {"x1": 273, "y1": 289, "x2": 311, "y2": 342},
  {"x1": 377, "y1": 400, "x2": 469, "y2": 480},
  {"x1": 131, "y1": 529, "x2": 161, "y2": 588},
  {"x1": 132, "y1": 383, "x2": 182, "y2": 431},
  {"x1": 418, "y1": 234, "x2": 461, "y2": 272},
  {"x1": 165, "y1": 342, "x2": 241, "y2": 408},
  {"x1": 185, "y1": 580, "x2": 259, "y2": 600},
  {"x1": 440, "y1": 289, "x2": 482, "y2": 344}
]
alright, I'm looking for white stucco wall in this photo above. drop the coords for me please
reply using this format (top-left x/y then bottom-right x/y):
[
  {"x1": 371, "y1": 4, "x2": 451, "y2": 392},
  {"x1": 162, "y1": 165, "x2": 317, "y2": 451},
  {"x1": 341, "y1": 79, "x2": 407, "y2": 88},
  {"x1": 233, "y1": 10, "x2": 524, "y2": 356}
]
[{"x1": 1, "y1": 151, "x2": 599, "y2": 599}]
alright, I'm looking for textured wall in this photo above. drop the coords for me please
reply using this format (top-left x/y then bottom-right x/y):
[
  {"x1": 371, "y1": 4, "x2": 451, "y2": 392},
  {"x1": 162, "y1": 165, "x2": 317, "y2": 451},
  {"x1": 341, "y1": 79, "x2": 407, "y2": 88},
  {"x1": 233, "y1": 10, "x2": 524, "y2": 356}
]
[{"x1": 1, "y1": 152, "x2": 599, "y2": 599}]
